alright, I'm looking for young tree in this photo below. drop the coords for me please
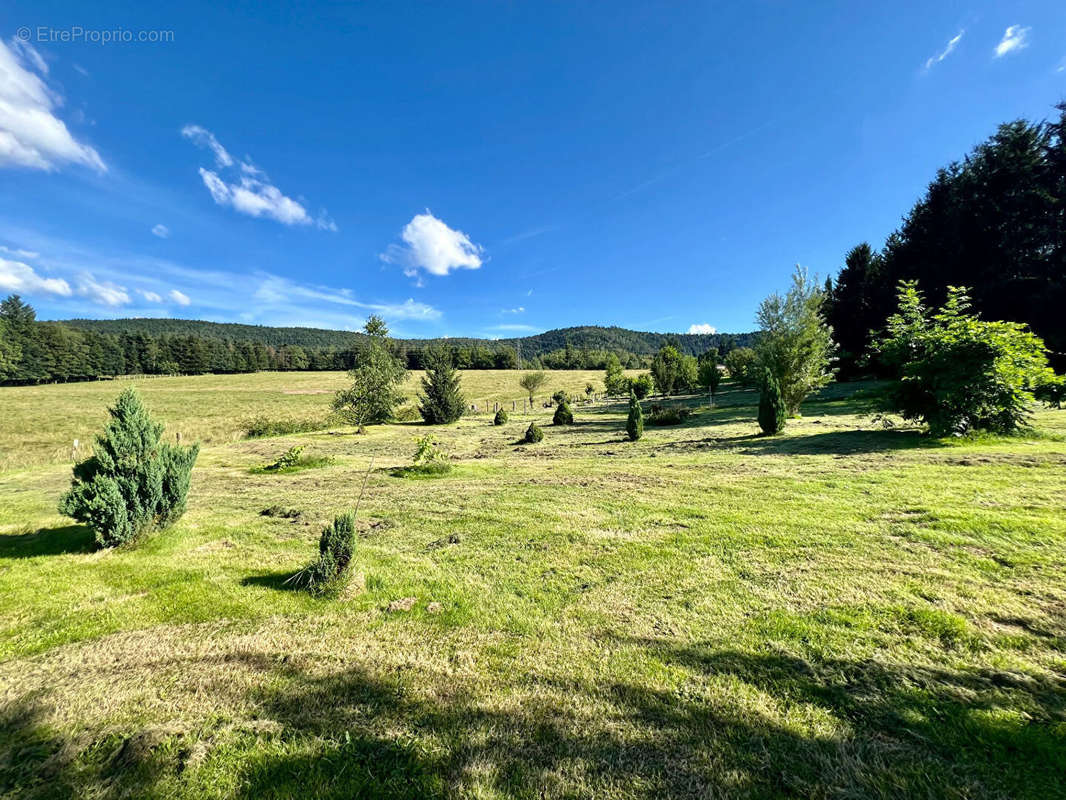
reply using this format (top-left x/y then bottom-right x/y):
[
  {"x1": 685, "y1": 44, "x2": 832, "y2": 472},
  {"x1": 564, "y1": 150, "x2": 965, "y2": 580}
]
[
  {"x1": 650, "y1": 344, "x2": 691, "y2": 396},
  {"x1": 59, "y1": 388, "x2": 199, "y2": 548},
  {"x1": 758, "y1": 368, "x2": 786, "y2": 435},
  {"x1": 518, "y1": 371, "x2": 548, "y2": 405},
  {"x1": 418, "y1": 344, "x2": 465, "y2": 424},
  {"x1": 873, "y1": 282, "x2": 1055, "y2": 435},
  {"x1": 332, "y1": 315, "x2": 407, "y2": 430},
  {"x1": 697, "y1": 349, "x2": 721, "y2": 405},
  {"x1": 626, "y1": 390, "x2": 644, "y2": 441},
  {"x1": 603, "y1": 353, "x2": 628, "y2": 395},
  {"x1": 629, "y1": 373, "x2": 654, "y2": 400},
  {"x1": 755, "y1": 266, "x2": 836, "y2": 415},
  {"x1": 723, "y1": 347, "x2": 758, "y2": 386}
]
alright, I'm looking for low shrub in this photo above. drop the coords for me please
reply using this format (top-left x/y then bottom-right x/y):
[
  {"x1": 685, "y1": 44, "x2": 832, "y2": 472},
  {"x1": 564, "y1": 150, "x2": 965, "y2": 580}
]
[
  {"x1": 553, "y1": 401, "x2": 574, "y2": 425},
  {"x1": 524, "y1": 422, "x2": 544, "y2": 443},
  {"x1": 243, "y1": 415, "x2": 328, "y2": 438},
  {"x1": 1036, "y1": 375, "x2": 1065, "y2": 409},
  {"x1": 551, "y1": 389, "x2": 570, "y2": 406},
  {"x1": 260, "y1": 505, "x2": 302, "y2": 519},
  {"x1": 646, "y1": 404, "x2": 690, "y2": 426},
  {"x1": 288, "y1": 513, "x2": 357, "y2": 596},
  {"x1": 391, "y1": 435, "x2": 453, "y2": 478},
  {"x1": 251, "y1": 445, "x2": 334, "y2": 474},
  {"x1": 758, "y1": 368, "x2": 786, "y2": 435},
  {"x1": 494, "y1": 408, "x2": 509, "y2": 425}
]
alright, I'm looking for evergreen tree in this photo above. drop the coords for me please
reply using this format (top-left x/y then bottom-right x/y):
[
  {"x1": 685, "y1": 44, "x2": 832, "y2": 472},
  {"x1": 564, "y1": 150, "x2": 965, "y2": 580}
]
[
  {"x1": 758, "y1": 368, "x2": 786, "y2": 435},
  {"x1": 524, "y1": 422, "x2": 544, "y2": 443},
  {"x1": 626, "y1": 390, "x2": 644, "y2": 441},
  {"x1": 418, "y1": 344, "x2": 465, "y2": 424},
  {"x1": 59, "y1": 388, "x2": 199, "y2": 548},
  {"x1": 553, "y1": 400, "x2": 574, "y2": 425}
]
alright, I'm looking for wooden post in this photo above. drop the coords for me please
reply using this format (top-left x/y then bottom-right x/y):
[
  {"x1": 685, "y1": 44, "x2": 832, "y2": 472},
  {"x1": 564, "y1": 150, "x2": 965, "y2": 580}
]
[{"x1": 512, "y1": 400, "x2": 516, "y2": 412}]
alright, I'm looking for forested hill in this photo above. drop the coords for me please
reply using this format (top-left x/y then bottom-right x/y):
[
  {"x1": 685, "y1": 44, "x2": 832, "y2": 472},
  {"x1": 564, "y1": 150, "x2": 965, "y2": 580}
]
[{"x1": 61, "y1": 318, "x2": 755, "y2": 359}]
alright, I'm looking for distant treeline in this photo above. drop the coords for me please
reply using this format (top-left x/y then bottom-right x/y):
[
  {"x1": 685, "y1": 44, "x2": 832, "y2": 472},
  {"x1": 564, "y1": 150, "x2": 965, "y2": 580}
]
[
  {"x1": 825, "y1": 101, "x2": 1066, "y2": 374},
  {"x1": 0, "y1": 297, "x2": 752, "y2": 384}
]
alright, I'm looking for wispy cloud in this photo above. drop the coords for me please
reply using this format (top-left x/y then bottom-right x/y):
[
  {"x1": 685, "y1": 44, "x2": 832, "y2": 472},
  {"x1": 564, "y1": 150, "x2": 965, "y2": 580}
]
[
  {"x1": 183, "y1": 125, "x2": 336, "y2": 230},
  {"x1": 151, "y1": 224, "x2": 170, "y2": 239},
  {"x1": 924, "y1": 30, "x2": 964, "y2": 69},
  {"x1": 0, "y1": 38, "x2": 105, "y2": 172},
  {"x1": 0, "y1": 244, "x2": 40, "y2": 259},
  {"x1": 489, "y1": 323, "x2": 538, "y2": 333},
  {"x1": 381, "y1": 211, "x2": 483, "y2": 277},
  {"x1": 181, "y1": 124, "x2": 233, "y2": 168},
  {"x1": 138, "y1": 289, "x2": 163, "y2": 303},
  {"x1": 994, "y1": 25, "x2": 1030, "y2": 58},
  {"x1": 76, "y1": 274, "x2": 130, "y2": 307},
  {"x1": 168, "y1": 289, "x2": 191, "y2": 306},
  {"x1": 502, "y1": 306, "x2": 525, "y2": 314},
  {"x1": 500, "y1": 225, "x2": 558, "y2": 246},
  {"x1": 687, "y1": 323, "x2": 717, "y2": 335}
]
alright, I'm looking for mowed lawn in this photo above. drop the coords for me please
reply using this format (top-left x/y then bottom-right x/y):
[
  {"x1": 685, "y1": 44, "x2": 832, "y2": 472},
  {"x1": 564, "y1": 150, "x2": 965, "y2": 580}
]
[{"x1": 0, "y1": 371, "x2": 1064, "y2": 799}]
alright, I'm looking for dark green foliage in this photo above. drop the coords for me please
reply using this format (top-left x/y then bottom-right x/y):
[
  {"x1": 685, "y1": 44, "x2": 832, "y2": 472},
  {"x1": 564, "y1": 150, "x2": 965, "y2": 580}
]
[
  {"x1": 524, "y1": 422, "x2": 544, "y2": 443},
  {"x1": 290, "y1": 513, "x2": 357, "y2": 596},
  {"x1": 418, "y1": 345, "x2": 465, "y2": 424},
  {"x1": 553, "y1": 401, "x2": 574, "y2": 425},
  {"x1": 551, "y1": 389, "x2": 569, "y2": 405},
  {"x1": 58, "y1": 388, "x2": 199, "y2": 548},
  {"x1": 697, "y1": 349, "x2": 722, "y2": 403},
  {"x1": 494, "y1": 408, "x2": 509, "y2": 425},
  {"x1": 629, "y1": 374, "x2": 653, "y2": 400},
  {"x1": 603, "y1": 353, "x2": 629, "y2": 395},
  {"x1": 758, "y1": 369, "x2": 786, "y2": 435},
  {"x1": 646, "y1": 404, "x2": 691, "y2": 426},
  {"x1": 626, "y1": 391, "x2": 644, "y2": 441},
  {"x1": 873, "y1": 283, "x2": 1055, "y2": 435},
  {"x1": 243, "y1": 415, "x2": 328, "y2": 438},
  {"x1": 260, "y1": 506, "x2": 302, "y2": 519},
  {"x1": 1035, "y1": 375, "x2": 1065, "y2": 408},
  {"x1": 824, "y1": 103, "x2": 1066, "y2": 374}
]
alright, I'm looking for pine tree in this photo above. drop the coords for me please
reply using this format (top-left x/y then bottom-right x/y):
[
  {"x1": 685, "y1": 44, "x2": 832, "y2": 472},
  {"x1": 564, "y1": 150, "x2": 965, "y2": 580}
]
[
  {"x1": 418, "y1": 344, "x2": 465, "y2": 424},
  {"x1": 626, "y1": 390, "x2": 644, "y2": 441},
  {"x1": 333, "y1": 316, "x2": 408, "y2": 430},
  {"x1": 524, "y1": 422, "x2": 544, "y2": 443},
  {"x1": 59, "y1": 388, "x2": 199, "y2": 548},
  {"x1": 494, "y1": 408, "x2": 508, "y2": 425},
  {"x1": 758, "y1": 368, "x2": 786, "y2": 435}
]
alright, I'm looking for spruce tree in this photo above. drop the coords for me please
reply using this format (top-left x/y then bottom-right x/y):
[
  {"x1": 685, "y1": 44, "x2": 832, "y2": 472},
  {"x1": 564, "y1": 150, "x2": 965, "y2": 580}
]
[
  {"x1": 758, "y1": 368, "x2": 786, "y2": 435},
  {"x1": 418, "y1": 344, "x2": 465, "y2": 424},
  {"x1": 626, "y1": 390, "x2": 644, "y2": 441},
  {"x1": 524, "y1": 422, "x2": 544, "y2": 443},
  {"x1": 59, "y1": 387, "x2": 199, "y2": 548}
]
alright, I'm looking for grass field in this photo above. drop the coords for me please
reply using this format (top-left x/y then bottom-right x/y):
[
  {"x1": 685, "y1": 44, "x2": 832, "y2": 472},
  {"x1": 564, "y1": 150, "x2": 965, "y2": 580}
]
[{"x1": 1, "y1": 371, "x2": 1064, "y2": 798}]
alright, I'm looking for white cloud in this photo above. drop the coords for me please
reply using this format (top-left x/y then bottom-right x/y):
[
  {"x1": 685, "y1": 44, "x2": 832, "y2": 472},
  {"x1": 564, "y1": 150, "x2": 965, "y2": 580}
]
[
  {"x1": 381, "y1": 211, "x2": 483, "y2": 276},
  {"x1": 0, "y1": 38, "x2": 105, "y2": 172},
  {"x1": 0, "y1": 256, "x2": 72, "y2": 296},
  {"x1": 995, "y1": 25, "x2": 1030, "y2": 58},
  {"x1": 491, "y1": 323, "x2": 538, "y2": 332},
  {"x1": 138, "y1": 289, "x2": 163, "y2": 303},
  {"x1": 151, "y1": 224, "x2": 170, "y2": 239},
  {"x1": 168, "y1": 289, "x2": 191, "y2": 306},
  {"x1": 687, "y1": 323, "x2": 717, "y2": 335},
  {"x1": 181, "y1": 124, "x2": 233, "y2": 167},
  {"x1": 925, "y1": 30, "x2": 964, "y2": 69},
  {"x1": 502, "y1": 306, "x2": 525, "y2": 314},
  {"x1": 76, "y1": 274, "x2": 129, "y2": 307},
  {"x1": 183, "y1": 126, "x2": 336, "y2": 230}
]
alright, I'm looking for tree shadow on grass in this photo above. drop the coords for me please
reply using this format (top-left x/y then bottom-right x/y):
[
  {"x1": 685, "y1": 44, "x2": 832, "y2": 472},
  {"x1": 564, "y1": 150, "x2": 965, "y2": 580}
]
[
  {"x1": 733, "y1": 428, "x2": 928, "y2": 455},
  {"x1": 241, "y1": 570, "x2": 302, "y2": 592},
  {"x1": 0, "y1": 524, "x2": 94, "y2": 559},
  {"x1": 5, "y1": 637, "x2": 1064, "y2": 799}
]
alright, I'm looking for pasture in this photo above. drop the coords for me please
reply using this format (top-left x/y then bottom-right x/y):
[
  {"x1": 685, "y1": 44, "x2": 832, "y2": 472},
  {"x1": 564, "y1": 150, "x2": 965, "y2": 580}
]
[{"x1": 1, "y1": 370, "x2": 1064, "y2": 799}]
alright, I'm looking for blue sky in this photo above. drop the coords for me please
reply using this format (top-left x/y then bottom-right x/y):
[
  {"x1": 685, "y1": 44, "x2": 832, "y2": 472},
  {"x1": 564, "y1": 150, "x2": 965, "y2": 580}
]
[{"x1": 1, "y1": 2, "x2": 1064, "y2": 338}]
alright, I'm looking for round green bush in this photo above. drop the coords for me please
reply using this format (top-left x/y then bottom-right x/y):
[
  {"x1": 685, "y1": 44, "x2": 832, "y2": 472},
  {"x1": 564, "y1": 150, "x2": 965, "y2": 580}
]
[
  {"x1": 524, "y1": 422, "x2": 544, "y2": 443},
  {"x1": 553, "y1": 401, "x2": 574, "y2": 425},
  {"x1": 494, "y1": 408, "x2": 509, "y2": 425}
]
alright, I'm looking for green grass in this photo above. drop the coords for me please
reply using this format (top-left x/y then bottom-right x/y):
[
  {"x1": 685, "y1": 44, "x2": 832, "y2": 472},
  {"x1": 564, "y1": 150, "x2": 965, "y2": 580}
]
[{"x1": 0, "y1": 373, "x2": 1064, "y2": 798}]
